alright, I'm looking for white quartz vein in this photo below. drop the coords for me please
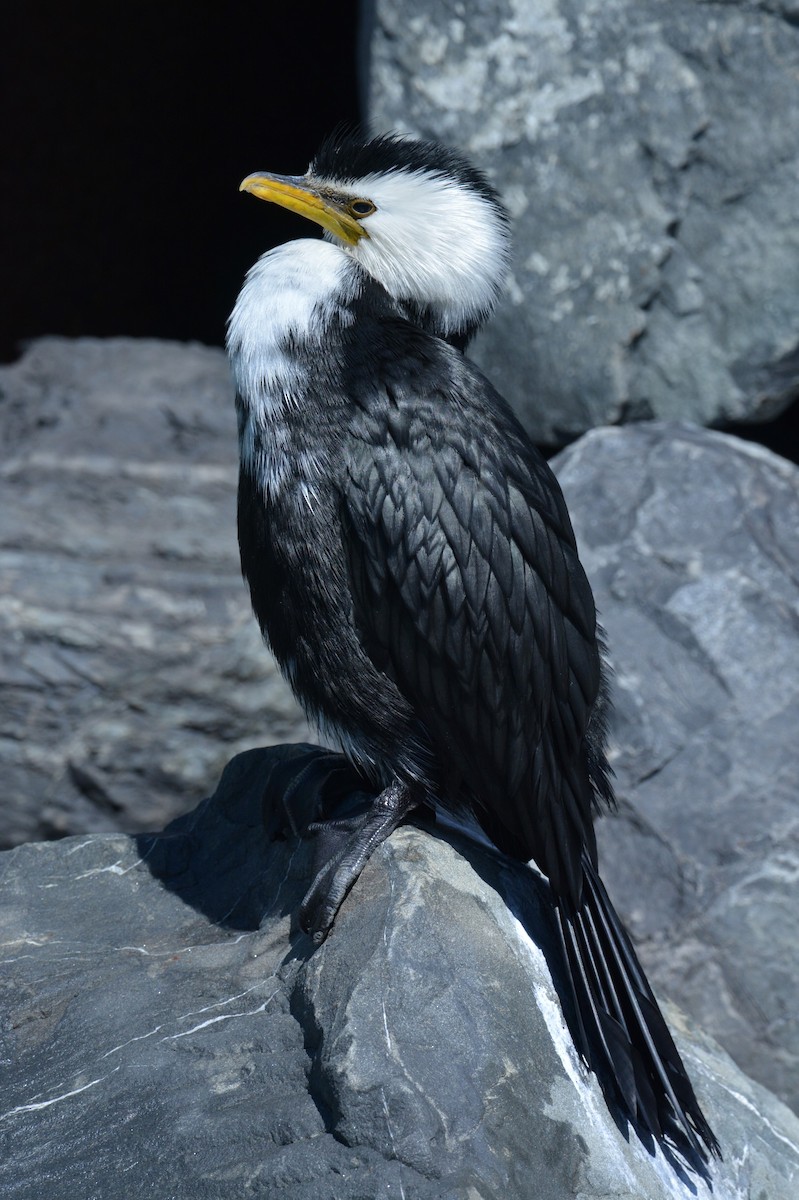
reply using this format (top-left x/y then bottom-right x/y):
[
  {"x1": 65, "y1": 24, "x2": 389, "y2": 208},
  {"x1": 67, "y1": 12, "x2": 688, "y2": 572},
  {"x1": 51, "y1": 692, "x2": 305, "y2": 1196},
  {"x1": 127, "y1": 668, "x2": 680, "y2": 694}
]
[
  {"x1": 0, "y1": 1069, "x2": 121, "y2": 1122},
  {"x1": 101, "y1": 980, "x2": 280, "y2": 1058},
  {"x1": 715, "y1": 1080, "x2": 799, "y2": 1160},
  {"x1": 160, "y1": 990, "x2": 280, "y2": 1041},
  {"x1": 100, "y1": 1024, "x2": 167, "y2": 1059},
  {"x1": 380, "y1": 1086, "x2": 406, "y2": 1200},
  {"x1": 74, "y1": 857, "x2": 146, "y2": 880},
  {"x1": 381, "y1": 873, "x2": 396, "y2": 1056},
  {"x1": 263, "y1": 838, "x2": 303, "y2": 919}
]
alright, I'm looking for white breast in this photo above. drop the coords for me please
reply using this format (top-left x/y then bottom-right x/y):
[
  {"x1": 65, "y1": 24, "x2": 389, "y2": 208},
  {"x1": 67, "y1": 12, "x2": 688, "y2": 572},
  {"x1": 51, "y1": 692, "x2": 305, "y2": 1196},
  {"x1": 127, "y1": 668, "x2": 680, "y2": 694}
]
[
  {"x1": 227, "y1": 239, "x2": 361, "y2": 492},
  {"x1": 227, "y1": 238, "x2": 358, "y2": 403}
]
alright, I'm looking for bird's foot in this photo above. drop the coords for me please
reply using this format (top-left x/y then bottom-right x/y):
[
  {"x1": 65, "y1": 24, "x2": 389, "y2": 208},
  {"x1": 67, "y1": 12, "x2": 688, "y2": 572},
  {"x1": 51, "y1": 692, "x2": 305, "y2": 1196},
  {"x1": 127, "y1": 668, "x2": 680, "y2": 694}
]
[{"x1": 299, "y1": 780, "x2": 419, "y2": 943}]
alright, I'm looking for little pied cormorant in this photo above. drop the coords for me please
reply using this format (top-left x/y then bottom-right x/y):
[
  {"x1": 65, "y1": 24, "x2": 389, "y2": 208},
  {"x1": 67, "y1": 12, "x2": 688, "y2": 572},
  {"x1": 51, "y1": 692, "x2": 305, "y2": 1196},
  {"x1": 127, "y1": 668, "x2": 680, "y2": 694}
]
[{"x1": 227, "y1": 130, "x2": 719, "y2": 1169}]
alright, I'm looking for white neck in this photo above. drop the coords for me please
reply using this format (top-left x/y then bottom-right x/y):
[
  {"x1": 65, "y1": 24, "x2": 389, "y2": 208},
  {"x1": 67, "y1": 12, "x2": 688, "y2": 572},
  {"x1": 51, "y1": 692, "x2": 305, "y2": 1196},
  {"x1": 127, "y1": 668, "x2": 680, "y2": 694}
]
[
  {"x1": 227, "y1": 238, "x2": 360, "y2": 409},
  {"x1": 227, "y1": 239, "x2": 361, "y2": 498}
]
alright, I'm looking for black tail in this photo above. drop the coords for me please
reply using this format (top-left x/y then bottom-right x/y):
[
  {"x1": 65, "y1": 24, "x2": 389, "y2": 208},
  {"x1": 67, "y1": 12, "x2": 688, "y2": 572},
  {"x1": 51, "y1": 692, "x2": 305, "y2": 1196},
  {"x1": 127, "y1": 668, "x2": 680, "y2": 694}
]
[{"x1": 556, "y1": 852, "x2": 720, "y2": 1168}]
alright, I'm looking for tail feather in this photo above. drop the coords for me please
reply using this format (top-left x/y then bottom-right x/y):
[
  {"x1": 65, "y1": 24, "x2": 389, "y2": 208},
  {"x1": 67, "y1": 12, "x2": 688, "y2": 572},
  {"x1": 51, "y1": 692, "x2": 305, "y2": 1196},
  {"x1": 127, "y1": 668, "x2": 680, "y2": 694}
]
[{"x1": 556, "y1": 852, "x2": 720, "y2": 1166}]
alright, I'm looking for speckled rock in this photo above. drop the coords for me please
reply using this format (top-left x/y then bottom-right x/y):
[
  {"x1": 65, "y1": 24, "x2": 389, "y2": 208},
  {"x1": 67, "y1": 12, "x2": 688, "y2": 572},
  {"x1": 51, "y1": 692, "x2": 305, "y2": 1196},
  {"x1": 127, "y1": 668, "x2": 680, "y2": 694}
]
[
  {"x1": 368, "y1": 0, "x2": 799, "y2": 444},
  {"x1": 2, "y1": 338, "x2": 797, "y2": 1130}
]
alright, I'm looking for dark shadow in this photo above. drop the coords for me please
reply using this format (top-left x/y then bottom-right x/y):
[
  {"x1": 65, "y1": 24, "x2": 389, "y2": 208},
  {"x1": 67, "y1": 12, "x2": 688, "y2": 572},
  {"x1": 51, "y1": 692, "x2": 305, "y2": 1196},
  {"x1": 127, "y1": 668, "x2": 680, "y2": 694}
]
[
  {"x1": 720, "y1": 395, "x2": 799, "y2": 466},
  {"x1": 134, "y1": 743, "x2": 335, "y2": 932},
  {"x1": 135, "y1": 742, "x2": 402, "y2": 931},
  {"x1": 2, "y1": 7, "x2": 362, "y2": 363}
]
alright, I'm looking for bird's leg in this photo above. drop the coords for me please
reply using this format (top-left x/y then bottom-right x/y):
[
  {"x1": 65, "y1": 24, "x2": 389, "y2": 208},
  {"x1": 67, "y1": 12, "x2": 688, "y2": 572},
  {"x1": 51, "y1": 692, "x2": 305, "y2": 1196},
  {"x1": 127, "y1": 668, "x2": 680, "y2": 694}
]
[{"x1": 299, "y1": 780, "x2": 420, "y2": 943}]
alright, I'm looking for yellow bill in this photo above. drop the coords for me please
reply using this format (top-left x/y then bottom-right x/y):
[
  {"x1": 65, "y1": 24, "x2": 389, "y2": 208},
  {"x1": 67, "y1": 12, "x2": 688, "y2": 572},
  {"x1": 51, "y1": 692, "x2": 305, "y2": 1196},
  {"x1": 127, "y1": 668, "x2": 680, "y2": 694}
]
[{"x1": 239, "y1": 173, "x2": 366, "y2": 246}]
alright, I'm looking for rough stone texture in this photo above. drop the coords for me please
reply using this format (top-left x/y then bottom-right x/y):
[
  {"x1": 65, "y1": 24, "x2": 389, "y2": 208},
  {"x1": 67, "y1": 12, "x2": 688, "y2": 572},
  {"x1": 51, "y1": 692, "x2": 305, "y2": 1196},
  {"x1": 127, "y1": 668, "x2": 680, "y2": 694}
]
[
  {"x1": 367, "y1": 0, "x2": 799, "y2": 444},
  {"x1": 0, "y1": 338, "x2": 310, "y2": 848},
  {"x1": 555, "y1": 422, "x2": 799, "y2": 1115},
  {"x1": 2, "y1": 744, "x2": 799, "y2": 1200}
]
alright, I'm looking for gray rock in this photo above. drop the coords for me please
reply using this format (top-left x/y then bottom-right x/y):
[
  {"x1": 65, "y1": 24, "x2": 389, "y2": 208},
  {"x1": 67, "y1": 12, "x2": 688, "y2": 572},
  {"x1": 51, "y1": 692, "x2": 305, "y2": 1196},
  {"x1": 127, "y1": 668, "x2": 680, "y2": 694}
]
[
  {"x1": 554, "y1": 422, "x2": 799, "y2": 1115},
  {"x1": 2, "y1": 744, "x2": 798, "y2": 1199},
  {"x1": 367, "y1": 0, "x2": 799, "y2": 444},
  {"x1": 0, "y1": 338, "x2": 310, "y2": 848}
]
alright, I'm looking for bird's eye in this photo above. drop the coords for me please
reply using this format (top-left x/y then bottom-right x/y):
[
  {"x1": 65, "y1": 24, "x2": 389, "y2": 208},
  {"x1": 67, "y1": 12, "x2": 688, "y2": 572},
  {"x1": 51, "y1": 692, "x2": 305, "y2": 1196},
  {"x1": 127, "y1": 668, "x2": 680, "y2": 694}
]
[{"x1": 348, "y1": 199, "x2": 377, "y2": 218}]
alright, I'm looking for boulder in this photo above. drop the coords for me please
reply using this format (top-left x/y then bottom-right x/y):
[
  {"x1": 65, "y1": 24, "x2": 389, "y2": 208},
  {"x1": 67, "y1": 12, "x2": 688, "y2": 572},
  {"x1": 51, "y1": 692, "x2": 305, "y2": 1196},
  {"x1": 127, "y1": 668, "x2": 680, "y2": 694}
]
[
  {"x1": 556, "y1": 422, "x2": 799, "y2": 1115},
  {"x1": 2, "y1": 743, "x2": 798, "y2": 1199},
  {"x1": 367, "y1": 0, "x2": 799, "y2": 444}
]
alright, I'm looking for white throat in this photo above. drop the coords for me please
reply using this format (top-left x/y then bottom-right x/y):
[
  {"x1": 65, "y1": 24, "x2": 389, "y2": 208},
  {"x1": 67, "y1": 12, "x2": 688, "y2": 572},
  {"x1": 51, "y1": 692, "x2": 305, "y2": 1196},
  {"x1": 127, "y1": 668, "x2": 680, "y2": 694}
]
[
  {"x1": 227, "y1": 239, "x2": 361, "y2": 500},
  {"x1": 227, "y1": 238, "x2": 359, "y2": 407}
]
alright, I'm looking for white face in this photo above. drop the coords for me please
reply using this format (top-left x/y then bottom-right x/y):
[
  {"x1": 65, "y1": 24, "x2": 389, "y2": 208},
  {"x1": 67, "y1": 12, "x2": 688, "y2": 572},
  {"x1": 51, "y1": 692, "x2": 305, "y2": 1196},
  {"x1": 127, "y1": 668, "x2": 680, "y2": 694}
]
[{"x1": 316, "y1": 168, "x2": 511, "y2": 337}]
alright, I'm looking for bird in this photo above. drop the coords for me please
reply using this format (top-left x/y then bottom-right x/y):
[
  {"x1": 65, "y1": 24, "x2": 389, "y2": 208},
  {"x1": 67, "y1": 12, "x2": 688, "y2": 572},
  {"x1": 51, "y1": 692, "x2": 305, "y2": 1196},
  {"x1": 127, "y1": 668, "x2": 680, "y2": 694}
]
[{"x1": 226, "y1": 128, "x2": 720, "y2": 1170}]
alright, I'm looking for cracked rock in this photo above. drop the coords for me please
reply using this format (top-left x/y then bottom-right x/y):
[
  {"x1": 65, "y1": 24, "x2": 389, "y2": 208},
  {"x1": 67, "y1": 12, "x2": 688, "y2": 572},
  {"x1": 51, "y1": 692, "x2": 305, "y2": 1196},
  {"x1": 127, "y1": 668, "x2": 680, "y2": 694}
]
[
  {"x1": 2, "y1": 330, "x2": 798, "y2": 1133},
  {"x1": 2, "y1": 337, "x2": 797, "y2": 1135}
]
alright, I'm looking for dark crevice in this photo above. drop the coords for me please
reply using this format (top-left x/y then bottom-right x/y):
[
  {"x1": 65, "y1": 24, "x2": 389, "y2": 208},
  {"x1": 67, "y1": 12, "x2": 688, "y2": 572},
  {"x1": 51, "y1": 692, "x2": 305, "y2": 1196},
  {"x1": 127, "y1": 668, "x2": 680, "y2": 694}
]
[
  {"x1": 286, "y1": 962, "x2": 344, "y2": 1142},
  {"x1": 720, "y1": 396, "x2": 799, "y2": 466},
  {"x1": 617, "y1": 397, "x2": 655, "y2": 422}
]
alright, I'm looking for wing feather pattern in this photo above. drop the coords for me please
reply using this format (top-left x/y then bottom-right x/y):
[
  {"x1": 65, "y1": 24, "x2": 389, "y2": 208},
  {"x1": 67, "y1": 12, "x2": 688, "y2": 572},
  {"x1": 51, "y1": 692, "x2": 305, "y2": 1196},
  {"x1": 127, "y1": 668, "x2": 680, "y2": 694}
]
[{"x1": 341, "y1": 347, "x2": 599, "y2": 898}]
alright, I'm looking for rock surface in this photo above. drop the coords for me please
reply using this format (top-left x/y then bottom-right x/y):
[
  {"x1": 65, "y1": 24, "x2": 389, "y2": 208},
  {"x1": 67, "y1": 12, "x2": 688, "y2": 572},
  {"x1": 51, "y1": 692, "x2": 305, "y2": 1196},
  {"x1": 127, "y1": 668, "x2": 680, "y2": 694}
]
[
  {"x1": 367, "y1": 0, "x2": 799, "y2": 444},
  {"x1": 2, "y1": 744, "x2": 799, "y2": 1200},
  {"x1": 0, "y1": 338, "x2": 311, "y2": 848},
  {"x1": 556, "y1": 422, "x2": 799, "y2": 1116}
]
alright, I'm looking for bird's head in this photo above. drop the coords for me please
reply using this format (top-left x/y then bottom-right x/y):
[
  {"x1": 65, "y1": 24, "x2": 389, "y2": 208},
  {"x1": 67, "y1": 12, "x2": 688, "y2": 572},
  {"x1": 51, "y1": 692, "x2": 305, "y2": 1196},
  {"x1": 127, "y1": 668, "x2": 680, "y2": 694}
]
[{"x1": 239, "y1": 130, "x2": 511, "y2": 345}]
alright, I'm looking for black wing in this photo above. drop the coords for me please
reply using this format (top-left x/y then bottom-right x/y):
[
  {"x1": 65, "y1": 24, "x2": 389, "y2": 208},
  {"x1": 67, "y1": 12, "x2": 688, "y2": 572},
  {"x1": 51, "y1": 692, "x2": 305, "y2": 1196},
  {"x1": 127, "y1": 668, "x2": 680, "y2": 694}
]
[
  {"x1": 340, "y1": 332, "x2": 720, "y2": 1164},
  {"x1": 341, "y1": 333, "x2": 602, "y2": 904}
]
